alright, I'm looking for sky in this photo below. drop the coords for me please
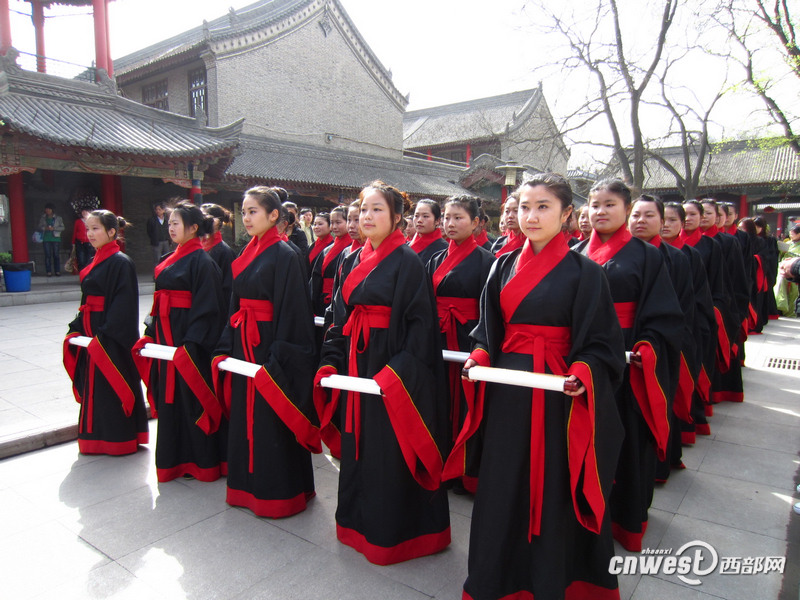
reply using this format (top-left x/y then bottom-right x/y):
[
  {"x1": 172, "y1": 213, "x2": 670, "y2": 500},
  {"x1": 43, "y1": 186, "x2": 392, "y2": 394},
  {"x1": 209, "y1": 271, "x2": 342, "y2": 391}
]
[{"x1": 5, "y1": 0, "x2": 793, "y2": 168}]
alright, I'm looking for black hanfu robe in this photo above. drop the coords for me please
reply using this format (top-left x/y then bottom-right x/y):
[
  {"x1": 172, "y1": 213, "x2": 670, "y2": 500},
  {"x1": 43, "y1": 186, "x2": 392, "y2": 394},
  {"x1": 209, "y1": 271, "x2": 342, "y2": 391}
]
[
  {"x1": 456, "y1": 235, "x2": 625, "y2": 600},
  {"x1": 650, "y1": 237, "x2": 695, "y2": 481},
  {"x1": 575, "y1": 228, "x2": 682, "y2": 552},
  {"x1": 490, "y1": 230, "x2": 524, "y2": 257},
  {"x1": 309, "y1": 234, "x2": 356, "y2": 458},
  {"x1": 213, "y1": 228, "x2": 320, "y2": 518},
  {"x1": 474, "y1": 230, "x2": 494, "y2": 252},
  {"x1": 427, "y1": 236, "x2": 495, "y2": 493},
  {"x1": 64, "y1": 241, "x2": 149, "y2": 455},
  {"x1": 409, "y1": 230, "x2": 448, "y2": 267},
  {"x1": 134, "y1": 238, "x2": 225, "y2": 482},
  {"x1": 204, "y1": 231, "x2": 236, "y2": 472},
  {"x1": 680, "y1": 228, "x2": 731, "y2": 432},
  {"x1": 316, "y1": 229, "x2": 450, "y2": 565},
  {"x1": 667, "y1": 237, "x2": 716, "y2": 445},
  {"x1": 707, "y1": 227, "x2": 749, "y2": 403}
]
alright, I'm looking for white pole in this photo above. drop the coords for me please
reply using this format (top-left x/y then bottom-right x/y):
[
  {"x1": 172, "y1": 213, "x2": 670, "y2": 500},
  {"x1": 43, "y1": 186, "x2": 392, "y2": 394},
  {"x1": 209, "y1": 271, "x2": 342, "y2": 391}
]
[{"x1": 68, "y1": 335, "x2": 92, "y2": 348}]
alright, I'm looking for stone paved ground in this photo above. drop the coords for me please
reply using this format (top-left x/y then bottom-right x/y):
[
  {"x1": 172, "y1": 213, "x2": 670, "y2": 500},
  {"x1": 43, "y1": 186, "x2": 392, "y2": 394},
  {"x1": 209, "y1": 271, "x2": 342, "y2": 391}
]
[{"x1": 0, "y1": 285, "x2": 798, "y2": 599}]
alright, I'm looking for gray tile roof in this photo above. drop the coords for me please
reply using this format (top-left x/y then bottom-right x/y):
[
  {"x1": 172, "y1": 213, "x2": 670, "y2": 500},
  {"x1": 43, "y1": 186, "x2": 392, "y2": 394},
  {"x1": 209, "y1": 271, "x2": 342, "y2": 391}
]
[
  {"x1": 226, "y1": 136, "x2": 468, "y2": 197},
  {"x1": 643, "y1": 139, "x2": 800, "y2": 192},
  {"x1": 403, "y1": 88, "x2": 543, "y2": 149},
  {"x1": 0, "y1": 64, "x2": 242, "y2": 158}
]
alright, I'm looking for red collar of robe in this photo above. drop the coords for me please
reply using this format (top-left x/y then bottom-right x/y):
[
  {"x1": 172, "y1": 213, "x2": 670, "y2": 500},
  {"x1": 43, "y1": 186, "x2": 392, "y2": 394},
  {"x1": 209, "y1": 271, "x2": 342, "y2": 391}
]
[
  {"x1": 231, "y1": 227, "x2": 281, "y2": 279},
  {"x1": 279, "y1": 232, "x2": 289, "y2": 242},
  {"x1": 474, "y1": 230, "x2": 489, "y2": 247},
  {"x1": 500, "y1": 234, "x2": 569, "y2": 322},
  {"x1": 409, "y1": 229, "x2": 443, "y2": 253},
  {"x1": 585, "y1": 225, "x2": 632, "y2": 265},
  {"x1": 309, "y1": 233, "x2": 333, "y2": 264},
  {"x1": 702, "y1": 224, "x2": 719, "y2": 237},
  {"x1": 495, "y1": 229, "x2": 524, "y2": 256},
  {"x1": 432, "y1": 235, "x2": 477, "y2": 292},
  {"x1": 349, "y1": 239, "x2": 364, "y2": 252},
  {"x1": 342, "y1": 229, "x2": 406, "y2": 305},
  {"x1": 154, "y1": 237, "x2": 202, "y2": 279},
  {"x1": 726, "y1": 225, "x2": 738, "y2": 235},
  {"x1": 680, "y1": 228, "x2": 702, "y2": 247},
  {"x1": 202, "y1": 231, "x2": 223, "y2": 252},
  {"x1": 321, "y1": 235, "x2": 350, "y2": 273},
  {"x1": 645, "y1": 234, "x2": 662, "y2": 248},
  {"x1": 665, "y1": 235, "x2": 684, "y2": 249},
  {"x1": 79, "y1": 240, "x2": 119, "y2": 282}
]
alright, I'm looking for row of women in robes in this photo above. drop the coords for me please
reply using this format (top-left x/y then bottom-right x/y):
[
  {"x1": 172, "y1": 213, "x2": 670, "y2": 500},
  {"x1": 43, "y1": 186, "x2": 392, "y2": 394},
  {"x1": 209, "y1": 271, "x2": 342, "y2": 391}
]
[{"x1": 64, "y1": 180, "x2": 761, "y2": 600}]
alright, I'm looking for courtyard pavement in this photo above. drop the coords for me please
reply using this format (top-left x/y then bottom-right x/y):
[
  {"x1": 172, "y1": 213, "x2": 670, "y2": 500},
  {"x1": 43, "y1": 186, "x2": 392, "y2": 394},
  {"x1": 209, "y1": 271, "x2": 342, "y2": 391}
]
[{"x1": 0, "y1": 278, "x2": 798, "y2": 599}]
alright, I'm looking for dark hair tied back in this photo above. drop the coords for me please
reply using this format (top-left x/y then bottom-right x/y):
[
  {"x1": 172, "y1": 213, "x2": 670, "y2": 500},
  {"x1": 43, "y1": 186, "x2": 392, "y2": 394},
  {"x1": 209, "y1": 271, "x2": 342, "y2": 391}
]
[
  {"x1": 173, "y1": 200, "x2": 214, "y2": 237},
  {"x1": 445, "y1": 194, "x2": 481, "y2": 220},
  {"x1": 520, "y1": 172, "x2": 574, "y2": 210},
  {"x1": 590, "y1": 178, "x2": 631, "y2": 206}
]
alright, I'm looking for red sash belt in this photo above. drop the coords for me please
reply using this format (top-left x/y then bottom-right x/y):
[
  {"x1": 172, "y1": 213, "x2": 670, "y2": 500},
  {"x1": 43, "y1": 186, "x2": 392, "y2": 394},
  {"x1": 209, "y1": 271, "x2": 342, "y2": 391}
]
[
  {"x1": 437, "y1": 296, "x2": 479, "y2": 438},
  {"x1": 79, "y1": 295, "x2": 104, "y2": 337},
  {"x1": 501, "y1": 323, "x2": 571, "y2": 540},
  {"x1": 149, "y1": 289, "x2": 192, "y2": 406},
  {"x1": 230, "y1": 298, "x2": 274, "y2": 473},
  {"x1": 322, "y1": 278, "x2": 335, "y2": 305},
  {"x1": 150, "y1": 290, "x2": 192, "y2": 347},
  {"x1": 342, "y1": 304, "x2": 392, "y2": 459},
  {"x1": 614, "y1": 301, "x2": 637, "y2": 329}
]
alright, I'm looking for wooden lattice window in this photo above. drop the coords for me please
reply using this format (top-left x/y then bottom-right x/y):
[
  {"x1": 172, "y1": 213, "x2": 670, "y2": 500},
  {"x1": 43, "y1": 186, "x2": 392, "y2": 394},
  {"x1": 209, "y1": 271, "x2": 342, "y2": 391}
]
[
  {"x1": 188, "y1": 68, "x2": 207, "y2": 120},
  {"x1": 142, "y1": 80, "x2": 168, "y2": 110}
]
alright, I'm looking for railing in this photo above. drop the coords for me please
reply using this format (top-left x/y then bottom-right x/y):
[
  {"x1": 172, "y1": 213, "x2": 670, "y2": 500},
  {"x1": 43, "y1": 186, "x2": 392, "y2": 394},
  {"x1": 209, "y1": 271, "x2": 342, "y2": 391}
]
[{"x1": 14, "y1": 51, "x2": 96, "y2": 82}]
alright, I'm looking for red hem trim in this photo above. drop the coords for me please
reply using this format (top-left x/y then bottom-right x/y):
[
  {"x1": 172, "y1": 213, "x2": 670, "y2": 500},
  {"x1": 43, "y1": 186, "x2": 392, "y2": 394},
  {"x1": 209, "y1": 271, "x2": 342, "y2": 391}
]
[
  {"x1": 157, "y1": 463, "x2": 221, "y2": 482},
  {"x1": 220, "y1": 461, "x2": 228, "y2": 476},
  {"x1": 612, "y1": 521, "x2": 647, "y2": 552},
  {"x1": 713, "y1": 391, "x2": 744, "y2": 403},
  {"x1": 78, "y1": 438, "x2": 140, "y2": 455},
  {"x1": 137, "y1": 432, "x2": 149, "y2": 444},
  {"x1": 226, "y1": 487, "x2": 314, "y2": 518},
  {"x1": 681, "y1": 431, "x2": 696, "y2": 445},
  {"x1": 768, "y1": 314, "x2": 779, "y2": 320},
  {"x1": 336, "y1": 523, "x2": 450, "y2": 565},
  {"x1": 696, "y1": 423, "x2": 711, "y2": 436},
  {"x1": 463, "y1": 580, "x2": 619, "y2": 600},
  {"x1": 462, "y1": 476, "x2": 478, "y2": 494},
  {"x1": 705, "y1": 404, "x2": 714, "y2": 417}
]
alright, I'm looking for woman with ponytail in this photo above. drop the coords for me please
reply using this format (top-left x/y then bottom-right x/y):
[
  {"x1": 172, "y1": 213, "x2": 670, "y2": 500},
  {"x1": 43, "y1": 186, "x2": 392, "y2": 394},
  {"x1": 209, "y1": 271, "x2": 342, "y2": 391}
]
[
  {"x1": 427, "y1": 194, "x2": 495, "y2": 494},
  {"x1": 315, "y1": 181, "x2": 450, "y2": 565},
  {"x1": 213, "y1": 186, "x2": 320, "y2": 518},
  {"x1": 201, "y1": 203, "x2": 236, "y2": 317},
  {"x1": 490, "y1": 194, "x2": 524, "y2": 257},
  {"x1": 63, "y1": 211, "x2": 149, "y2": 455},
  {"x1": 134, "y1": 200, "x2": 225, "y2": 482}
]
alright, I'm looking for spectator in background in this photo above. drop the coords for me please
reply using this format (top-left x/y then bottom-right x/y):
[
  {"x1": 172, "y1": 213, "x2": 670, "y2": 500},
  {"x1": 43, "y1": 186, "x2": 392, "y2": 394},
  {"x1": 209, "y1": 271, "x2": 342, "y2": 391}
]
[
  {"x1": 72, "y1": 208, "x2": 95, "y2": 271},
  {"x1": 146, "y1": 201, "x2": 172, "y2": 270},
  {"x1": 299, "y1": 207, "x2": 315, "y2": 245},
  {"x1": 39, "y1": 203, "x2": 65, "y2": 277},
  {"x1": 280, "y1": 197, "x2": 309, "y2": 258}
]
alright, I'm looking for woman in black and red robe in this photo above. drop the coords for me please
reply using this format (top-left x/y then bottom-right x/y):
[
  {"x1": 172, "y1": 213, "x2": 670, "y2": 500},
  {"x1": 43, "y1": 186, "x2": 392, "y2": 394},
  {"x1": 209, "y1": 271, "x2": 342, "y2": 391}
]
[
  {"x1": 574, "y1": 179, "x2": 682, "y2": 553},
  {"x1": 310, "y1": 206, "x2": 350, "y2": 322},
  {"x1": 201, "y1": 203, "x2": 236, "y2": 316},
  {"x1": 308, "y1": 212, "x2": 333, "y2": 267},
  {"x1": 754, "y1": 215, "x2": 781, "y2": 325},
  {"x1": 427, "y1": 194, "x2": 495, "y2": 494},
  {"x1": 64, "y1": 211, "x2": 149, "y2": 456},
  {"x1": 629, "y1": 196, "x2": 695, "y2": 482},
  {"x1": 454, "y1": 174, "x2": 626, "y2": 599},
  {"x1": 473, "y1": 206, "x2": 495, "y2": 251},
  {"x1": 662, "y1": 203, "x2": 716, "y2": 446},
  {"x1": 490, "y1": 194, "x2": 525, "y2": 257},
  {"x1": 133, "y1": 201, "x2": 225, "y2": 483},
  {"x1": 315, "y1": 181, "x2": 450, "y2": 565},
  {"x1": 213, "y1": 186, "x2": 320, "y2": 518},
  {"x1": 408, "y1": 198, "x2": 448, "y2": 266},
  {"x1": 701, "y1": 200, "x2": 749, "y2": 404}
]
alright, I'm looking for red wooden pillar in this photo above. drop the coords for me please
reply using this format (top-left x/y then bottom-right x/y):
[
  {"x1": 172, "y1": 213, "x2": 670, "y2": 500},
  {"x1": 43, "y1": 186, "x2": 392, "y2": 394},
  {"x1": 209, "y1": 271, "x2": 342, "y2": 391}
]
[
  {"x1": 0, "y1": 0, "x2": 12, "y2": 55},
  {"x1": 501, "y1": 186, "x2": 508, "y2": 203},
  {"x1": 8, "y1": 173, "x2": 29, "y2": 262},
  {"x1": 739, "y1": 194, "x2": 748, "y2": 219},
  {"x1": 100, "y1": 174, "x2": 115, "y2": 212},
  {"x1": 113, "y1": 175, "x2": 123, "y2": 215},
  {"x1": 31, "y1": 2, "x2": 45, "y2": 72},
  {"x1": 466, "y1": 144, "x2": 472, "y2": 168},
  {"x1": 92, "y1": 0, "x2": 109, "y2": 78},
  {"x1": 103, "y1": 0, "x2": 113, "y2": 77},
  {"x1": 777, "y1": 211, "x2": 785, "y2": 233}
]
